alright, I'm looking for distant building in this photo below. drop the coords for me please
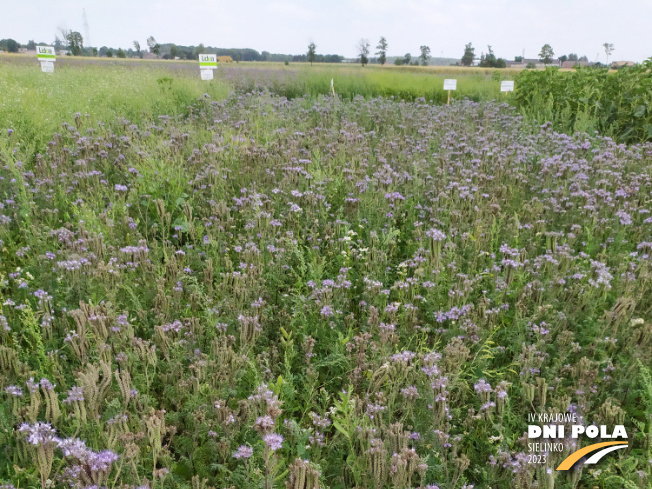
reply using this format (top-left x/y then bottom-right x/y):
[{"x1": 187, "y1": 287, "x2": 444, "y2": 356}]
[
  {"x1": 18, "y1": 47, "x2": 28, "y2": 53},
  {"x1": 611, "y1": 60, "x2": 635, "y2": 68},
  {"x1": 142, "y1": 52, "x2": 157, "y2": 59},
  {"x1": 507, "y1": 58, "x2": 561, "y2": 69},
  {"x1": 561, "y1": 60, "x2": 591, "y2": 69}
]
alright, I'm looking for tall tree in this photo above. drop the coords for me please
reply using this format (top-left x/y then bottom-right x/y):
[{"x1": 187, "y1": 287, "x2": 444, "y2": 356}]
[
  {"x1": 568, "y1": 53, "x2": 578, "y2": 61},
  {"x1": 357, "y1": 39, "x2": 370, "y2": 67},
  {"x1": 479, "y1": 45, "x2": 496, "y2": 67},
  {"x1": 147, "y1": 36, "x2": 160, "y2": 58},
  {"x1": 376, "y1": 36, "x2": 388, "y2": 65},
  {"x1": 307, "y1": 42, "x2": 316, "y2": 66},
  {"x1": 419, "y1": 45, "x2": 431, "y2": 66},
  {"x1": 169, "y1": 45, "x2": 178, "y2": 59},
  {"x1": 65, "y1": 31, "x2": 84, "y2": 56},
  {"x1": 539, "y1": 44, "x2": 555, "y2": 65},
  {"x1": 133, "y1": 41, "x2": 141, "y2": 58},
  {"x1": 603, "y1": 42, "x2": 614, "y2": 66},
  {"x1": 0, "y1": 39, "x2": 19, "y2": 53},
  {"x1": 403, "y1": 52, "x2": 412, "y2": 65},
  {"x1": 461, "y1": 42, "x2": 475, "y2": 66}
]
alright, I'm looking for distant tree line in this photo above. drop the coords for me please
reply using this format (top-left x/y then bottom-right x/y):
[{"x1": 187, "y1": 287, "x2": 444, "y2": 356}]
[
  {"x1": 0, "y1": 34, "x2": 344, "y2": 63},
  {"x1": 1, "y1": 33, "x2": 614, "y2": 70}
]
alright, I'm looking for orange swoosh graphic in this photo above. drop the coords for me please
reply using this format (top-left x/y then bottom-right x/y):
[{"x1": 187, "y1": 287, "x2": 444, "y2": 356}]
[{"x1": 556, "y1": 441, "x2": 628, "y2": 470}]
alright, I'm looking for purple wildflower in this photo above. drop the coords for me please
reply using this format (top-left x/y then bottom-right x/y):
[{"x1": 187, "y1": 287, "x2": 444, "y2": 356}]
[
  {"x1": 263, "y1": 433, "x2": 284, "y2": 451},
  {"x1": 233, "y1": 445, "x2": 254, "y2": 459}
]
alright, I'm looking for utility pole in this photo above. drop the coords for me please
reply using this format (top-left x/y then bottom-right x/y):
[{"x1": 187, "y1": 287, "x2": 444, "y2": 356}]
[{"x1": 83, "y1": 9, "x2": 91, "y2": 48}]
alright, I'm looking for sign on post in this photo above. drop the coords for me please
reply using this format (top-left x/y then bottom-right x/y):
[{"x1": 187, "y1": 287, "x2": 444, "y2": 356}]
[
  {"x1": 443, "y1": 79, "x2": 457, "y2": 90},
  {"x1": 36, "y1": 46, "x2": 56, "y2": 73},
  {"x1": 443, "y1": 79, "x2": 457, "y2": 105},
  {"x1": 199, "y1": 54, "x2": 217, "y2": 80},
  {"x1": 501, "y1": 81, "x2": 515, "y2": 92}
]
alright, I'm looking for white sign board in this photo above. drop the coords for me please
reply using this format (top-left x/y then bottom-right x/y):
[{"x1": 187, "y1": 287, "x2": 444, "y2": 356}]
[
  {"x1": 501, "y1": 81, "x2": 515, "y2": 92},
  {"x1": 443, "y1": 79, "x2": 457, "y2": 90},
  {"x1": 40, "y1": 61, "x2": 54, "y2": 73},
  {"x1": 200, "y1": 69, "x2": 214, "y2": 80},
  {"x1": 36, "y1": 46, "x2": 56, "y2": 62},
  {"x1": 199, "y1": 54, "x2": 217, "y2": 70}
]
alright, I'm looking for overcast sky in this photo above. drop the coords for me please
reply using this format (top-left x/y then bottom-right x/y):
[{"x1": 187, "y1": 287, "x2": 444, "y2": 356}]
[{"x1": 1, "y1": 0, "x2": 649, "y2": 62}]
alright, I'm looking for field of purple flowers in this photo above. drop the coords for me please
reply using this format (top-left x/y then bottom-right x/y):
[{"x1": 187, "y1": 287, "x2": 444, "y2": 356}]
[{"x1": 1, "y1": 92, "x2": 651, "y2": 489}]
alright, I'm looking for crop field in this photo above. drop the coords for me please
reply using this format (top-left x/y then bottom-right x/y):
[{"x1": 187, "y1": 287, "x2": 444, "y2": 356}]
[{"x1": 0, "y1": 58, "x2": 651, "y2": 489}]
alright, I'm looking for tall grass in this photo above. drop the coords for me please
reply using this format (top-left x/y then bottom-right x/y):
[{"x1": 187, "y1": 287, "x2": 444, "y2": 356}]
[
  {"x1": 0, "y1": 60, "x2": 231, "y2": 157},
  {"x1": 218, "y1": 63, "x2": 506, "y2": 102}
]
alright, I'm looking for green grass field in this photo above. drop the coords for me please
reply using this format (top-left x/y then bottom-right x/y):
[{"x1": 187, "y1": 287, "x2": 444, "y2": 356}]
[
  {"x1": 1, "y1": 54, "x2": 651, "y2": 489},
  {"x1": 0, "y1": 54, "x2": 517, "y2": 157}
]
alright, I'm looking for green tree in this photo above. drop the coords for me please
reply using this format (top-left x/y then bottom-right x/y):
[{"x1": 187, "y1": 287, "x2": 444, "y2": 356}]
[
  {"x1": 559, "y1": 54, "x2": 568, "y2": 63},
  {"x1": 106, "y1": 49, "x2": 113, "y2": 58},
  {"x1": 117, "y1": 48, "x2": 126, "y2": 58},
  {"x1": 603, "y1": 42, "x2": 614, "y2": 66},
  {"x1": 169, "y1": 45, "x2": 178, "y2": 59},
  {"x1": 194, "y1": 43, "x2": 205, "y2": 58},
  {"x1": 461, "y1": 42, "x2": 475, "y2": 66},
  {"x1": 307, "y1": 42, "x2": 316, "y2": 66},
  {"x1": 0, "y1": 39, "x2": 19, "y2": 53},
  {"x1": 147, "y1": 36, "x2": 160, "y2": 58},
  {"x1": 403, "y1": 52, "x2": 411, "y2": 65},
  {"x1": 376, "y1": 36, "x2": 388, "y2": 65},
  {"x1": 27, "y1": 40, "x2": 36, "y2": 51},
  {"x1": 357, "y1": 39, "x2": 370, "y2": 67},
  {"x1": 539, "y1": 43, "x2": 554, "y2": 65},
  {"x1": 133, "y1": 41, "x2": 141, "y2": 58},
  {"x1": 419, "y1": 45, "x2": 431, "y2": 66},
  {"x1": 568, "y1": 53, "x2": 578, "y2": 61},
  {"x1": 479, "y1": 45, "x2": 496, "y2": 67},
  {"x1": 65, "y1": 31, "x2": 84, "y2": 56},
  {"x1": 514, "y1": 55, "x2": 523, "y2": 62}
]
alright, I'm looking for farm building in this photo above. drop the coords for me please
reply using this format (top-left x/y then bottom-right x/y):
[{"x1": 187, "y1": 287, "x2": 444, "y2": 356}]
[
  {"x1": 561, "y1": 60, "x2": 591, "y2": 69},
  {"x1": 507, "y1": 58, "x2": 561, "y2": 68},
  {"x1": 611, "y1": 60, "x2": 635, "y2": 68}
]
